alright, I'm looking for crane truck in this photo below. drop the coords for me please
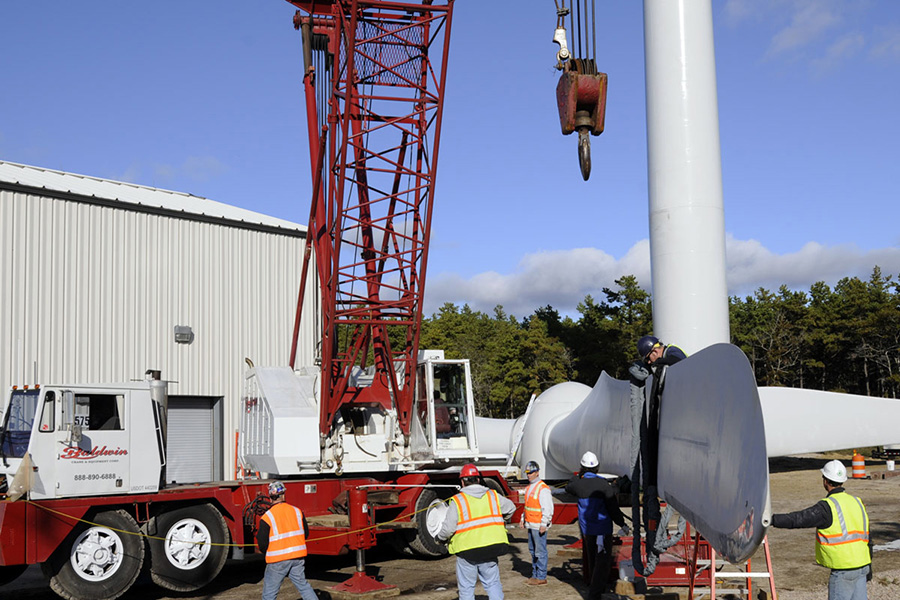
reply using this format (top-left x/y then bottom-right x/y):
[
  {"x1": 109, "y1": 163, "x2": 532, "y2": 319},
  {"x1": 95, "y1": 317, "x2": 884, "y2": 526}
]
[{"x1": 0, "y1": 355, "x2": 510, "y2": 600}]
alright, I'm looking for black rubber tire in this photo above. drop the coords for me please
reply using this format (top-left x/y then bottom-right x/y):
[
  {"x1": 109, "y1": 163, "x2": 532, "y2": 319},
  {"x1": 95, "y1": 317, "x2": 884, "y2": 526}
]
[
  {"x1": 406, "y1": 489, "x2": 449, "y2": 558},
  {"x1": 148, "y1": 503, "x2": 229, "y2": 592},
  {"x1": 483, "y1": 478, "x2": 505, "y2": 495},
  {"x1": 41, "y1": 509, "x2": 144, "y2": 600},
  {"x1": 0, "y1": 564, "x2": 27, "y2": 586}
]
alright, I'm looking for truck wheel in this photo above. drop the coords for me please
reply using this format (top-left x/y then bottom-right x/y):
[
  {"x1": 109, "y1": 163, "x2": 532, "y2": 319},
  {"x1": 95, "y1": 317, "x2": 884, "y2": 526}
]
[
  {"x1": 406, "y1": 489, "x2": 449, "y2": 557},
  {"x1": 148, "y1": 503, "x2": 229, "y2": 592},
  {"x1": 42, "y1": 509, "x2": 144, "y2": 600},
  {"x1": 0, "y1": 564, "x2": 27, "y2": 586}
]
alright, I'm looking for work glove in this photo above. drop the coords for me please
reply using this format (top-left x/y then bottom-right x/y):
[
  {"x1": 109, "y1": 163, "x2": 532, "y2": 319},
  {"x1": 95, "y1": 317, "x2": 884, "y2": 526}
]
[{"x1": 628, "y1": 361, "x2": 650, "y2": 385}]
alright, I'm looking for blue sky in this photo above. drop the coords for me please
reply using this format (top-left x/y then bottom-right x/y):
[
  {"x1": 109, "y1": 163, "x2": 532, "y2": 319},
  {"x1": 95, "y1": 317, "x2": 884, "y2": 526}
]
[{"x1": 3, "y1": 1, "x2": 899, "y2": 319}]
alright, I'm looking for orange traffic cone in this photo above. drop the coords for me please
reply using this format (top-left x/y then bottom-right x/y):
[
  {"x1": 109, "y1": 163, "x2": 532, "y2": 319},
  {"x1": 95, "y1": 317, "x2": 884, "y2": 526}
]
[{"x1": 851, "y1": 450, "x2": 866, "y2": 479}]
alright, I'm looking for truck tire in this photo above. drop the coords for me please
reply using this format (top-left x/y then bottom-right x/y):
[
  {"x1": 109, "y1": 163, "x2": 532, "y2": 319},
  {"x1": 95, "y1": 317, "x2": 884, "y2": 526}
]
[
  {"x1": 406, "y1": 489, "x2": 449, "y2": 558},
  {"x1": 483, "y1": 477, "x2": 505, "y2": 495},
  {"x1": 42, "y1": 509, "x2": 144, "y2": 600},
  {"x1": 0, "y1": 564, "x2": 27, "y2": 586},
  {"x1": 148, "y1": 503, "x2": 229, "y2": 592}
]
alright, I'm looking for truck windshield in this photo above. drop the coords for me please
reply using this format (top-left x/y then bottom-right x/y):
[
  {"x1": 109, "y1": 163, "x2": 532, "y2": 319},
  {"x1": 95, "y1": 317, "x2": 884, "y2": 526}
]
[{"x1": 1, "y1": 389, "x2": 39, "y2": 458}]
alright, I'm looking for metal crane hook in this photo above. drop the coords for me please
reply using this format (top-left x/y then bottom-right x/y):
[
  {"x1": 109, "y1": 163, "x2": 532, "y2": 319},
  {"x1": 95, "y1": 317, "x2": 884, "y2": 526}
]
[{"x1": 578, "y1": 129, "x2": 591, "y2": 181}]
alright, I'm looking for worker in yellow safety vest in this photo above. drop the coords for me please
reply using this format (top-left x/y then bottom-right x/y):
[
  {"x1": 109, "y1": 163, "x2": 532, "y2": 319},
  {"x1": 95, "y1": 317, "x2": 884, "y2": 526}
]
[
  {"x1": 519, "y1": 460, "x2": 554, "y2": 585},
  {"x1": 436, "y1": 463, "x2": 516, "y2": 600},
  {"x1": 257, "y1": 481, "x2": 318, "y2": 600},
  {"x1": 772, "y1": 460, "x2": 872, "y2": 600}
]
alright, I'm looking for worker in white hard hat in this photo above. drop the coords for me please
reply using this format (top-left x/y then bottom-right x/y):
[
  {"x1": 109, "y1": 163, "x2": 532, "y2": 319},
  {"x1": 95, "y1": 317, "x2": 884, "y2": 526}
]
[
  {"x1": 257, "y1": 481, "x2": 318, "y2": 600},
  {"x1": 771, "y1": 460, "x2": 872, "y2": 600},
  {"x1": 564, "y1": 451, "x2": 625, "y2": 599}
]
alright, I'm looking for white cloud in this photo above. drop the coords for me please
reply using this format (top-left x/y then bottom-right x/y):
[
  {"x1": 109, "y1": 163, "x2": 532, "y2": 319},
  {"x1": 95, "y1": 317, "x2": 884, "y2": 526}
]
[
  {"x1": 426, "y1": 244, "x2": 650, "y2": 318},
  {"x1": 767, "y1": 1, "x2": 841, "y2": 58},
  {"x1": 118, "y1": 156, "x2": 227, "y2": 188},
  {"x1": 870, "y1": 26, "x2": 900, "y2": 62},
  {"x1": 725, "y1": 236, "x2": 900, "y2": 297},
  {"x1": 723, "y1": 0, "x2": 755, "y2": 25},
  {"x1": 180, "y1": 156, "x2": 227, "y2": 181},
  {"x1": 425, "y1": 236, "x2": 900, "y2": 319},
  {"x1": 811, "y1": 32, "x2": 865, "y2": 74}
]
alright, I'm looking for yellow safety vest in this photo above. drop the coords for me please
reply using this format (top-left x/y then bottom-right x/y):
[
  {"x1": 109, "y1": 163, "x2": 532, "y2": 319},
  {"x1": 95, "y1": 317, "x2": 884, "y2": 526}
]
[
  {"x1": 447, "y1": 490, "x2": 508, "y2": 555},
  {"x1": 815, "y1": 491, "x2": 870, "y2": 569},
  {"x1": 261, "y1": 503, "x2": 308, "y2": 563},
  {"x1": 524, "y1": 480, "x2": 550, "y2": 525}
]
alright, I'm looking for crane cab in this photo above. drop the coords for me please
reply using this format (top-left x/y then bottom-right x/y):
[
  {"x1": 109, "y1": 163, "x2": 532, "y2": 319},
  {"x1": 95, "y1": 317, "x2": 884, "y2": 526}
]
[{"x1": 415, "y1": 350, "x2": 479, "y2": 460}]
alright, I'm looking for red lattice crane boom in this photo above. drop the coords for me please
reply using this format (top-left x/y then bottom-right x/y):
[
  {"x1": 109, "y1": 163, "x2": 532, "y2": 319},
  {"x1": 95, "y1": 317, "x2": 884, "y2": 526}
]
[{"x1": 286, "y1": 0, "x2": 455, "y2": 443}]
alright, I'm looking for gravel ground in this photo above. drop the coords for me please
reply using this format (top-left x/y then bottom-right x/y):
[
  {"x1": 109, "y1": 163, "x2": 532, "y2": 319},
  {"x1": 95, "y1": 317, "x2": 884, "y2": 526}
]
[{"x1": 2, "y1": 453, "x2": 899, "y2": 599}]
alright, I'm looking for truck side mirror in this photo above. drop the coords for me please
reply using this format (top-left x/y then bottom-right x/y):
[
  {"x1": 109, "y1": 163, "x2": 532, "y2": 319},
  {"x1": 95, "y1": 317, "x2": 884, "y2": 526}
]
[{"x1": 62, "y1": 391, "x2": 82, "y2": 445}]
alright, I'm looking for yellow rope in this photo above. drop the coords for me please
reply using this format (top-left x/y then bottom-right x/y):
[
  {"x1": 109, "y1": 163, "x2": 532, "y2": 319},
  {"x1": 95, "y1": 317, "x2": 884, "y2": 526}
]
[{"x1": 25, "y1": 498, "x2": 436, "y2": 548}]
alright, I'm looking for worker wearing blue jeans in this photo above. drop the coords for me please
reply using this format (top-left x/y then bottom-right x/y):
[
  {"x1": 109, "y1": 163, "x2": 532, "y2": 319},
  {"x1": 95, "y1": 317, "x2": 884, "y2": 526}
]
[
  {"x1": 437, "y1": 464, "x2": 516, "y2": 600},
  {"x1": 456, "y1": 558, "x2": 503, "y2": 599},
  {"x1": 772, "y1": 460, "x2": 871, "y2": 600},
  {"x1": 520, "y1": 461, "x2": 554, "y2": 585},
  {"x1": 257, "y1": 481, "x2": 318, "y2": 600},
  {"x1": 261, "y1": 558, "x2": 318, "y2": 600}
]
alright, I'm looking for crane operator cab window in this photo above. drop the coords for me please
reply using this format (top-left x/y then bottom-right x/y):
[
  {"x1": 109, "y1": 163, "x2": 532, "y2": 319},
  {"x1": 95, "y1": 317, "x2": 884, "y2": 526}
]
[
  {"x1": 416, "y1": 361, "x2": 473, "y2": 450},
  {"x1": 432, "y1": 364, "x2": 469, "y2": 442}
]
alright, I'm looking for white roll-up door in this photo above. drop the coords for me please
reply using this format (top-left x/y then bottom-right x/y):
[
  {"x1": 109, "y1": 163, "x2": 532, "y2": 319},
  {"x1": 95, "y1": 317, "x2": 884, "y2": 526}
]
[{"x1": 167, "y1": 396, "x2": 223, "y2": 483}]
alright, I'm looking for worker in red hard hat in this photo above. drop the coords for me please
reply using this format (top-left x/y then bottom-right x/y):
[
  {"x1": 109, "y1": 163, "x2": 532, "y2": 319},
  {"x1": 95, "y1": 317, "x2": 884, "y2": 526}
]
[
  {"x1": 771, "y1": 460, "x2": 872, "y2": 599},
  {"x1": 565, "y1": 452, "x2": 624, "y2": 599},
  {"x1": 436, "y1": 463, "x2": 516, "y2": 600}
]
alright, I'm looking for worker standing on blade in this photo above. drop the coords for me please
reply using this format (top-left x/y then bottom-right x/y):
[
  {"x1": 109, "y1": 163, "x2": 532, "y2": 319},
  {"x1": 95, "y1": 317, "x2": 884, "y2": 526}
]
[
  {"x1": 565, "y1": 451, "x2": 625, "y2": 599},
  {"x1": 257, "y1": 481, "x2": 318, "y2": 600},
  {"x1": 520, "y1": 460, "x2": 554, "y2": 586},
  {"x1": 772, "y1": 460, "x2": 872, "y2": 600},
  {"x1": 437, "y1": 463, "x2": 516, "y2": 600}
]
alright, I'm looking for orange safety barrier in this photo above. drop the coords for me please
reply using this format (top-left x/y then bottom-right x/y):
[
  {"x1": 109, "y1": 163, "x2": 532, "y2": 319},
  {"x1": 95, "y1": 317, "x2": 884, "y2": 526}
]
[{"x1": 851, "y1": 450, "x2": 866, "y2": 479}]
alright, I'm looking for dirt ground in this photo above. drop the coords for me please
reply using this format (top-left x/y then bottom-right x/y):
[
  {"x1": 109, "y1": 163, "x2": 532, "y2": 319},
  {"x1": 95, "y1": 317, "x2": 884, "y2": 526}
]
[{"x1": 2, "y1": 453, "x2": 899, "y2": 600}]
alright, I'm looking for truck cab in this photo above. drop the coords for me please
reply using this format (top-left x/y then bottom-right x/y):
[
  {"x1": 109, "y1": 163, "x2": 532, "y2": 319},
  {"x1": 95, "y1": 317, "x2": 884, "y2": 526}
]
[{"x1": 0, "y1": 377, "x2": 167, "y2": 500}]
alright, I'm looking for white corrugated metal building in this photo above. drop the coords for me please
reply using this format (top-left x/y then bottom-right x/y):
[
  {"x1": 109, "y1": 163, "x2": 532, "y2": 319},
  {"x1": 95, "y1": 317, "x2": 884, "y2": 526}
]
[{"x1": 0, "y1": 160, "x2": 319, "y2": 482}]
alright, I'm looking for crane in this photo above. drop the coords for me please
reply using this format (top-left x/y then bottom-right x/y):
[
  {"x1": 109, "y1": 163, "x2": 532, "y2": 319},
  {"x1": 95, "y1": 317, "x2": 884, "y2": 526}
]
[{"x1": 285, "y1": 0, "x2": 454, "y2": 446}]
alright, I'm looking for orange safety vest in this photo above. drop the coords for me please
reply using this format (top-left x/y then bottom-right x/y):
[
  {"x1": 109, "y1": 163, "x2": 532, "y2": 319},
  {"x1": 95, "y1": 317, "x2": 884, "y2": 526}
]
[
  {"x1": 523, "y1": 480, "x2": 550, "y2": 525},
  {"x1": 261, "y1": 502, "x2": 308, "y2": 563},
  {"x1": 447, "y1": 490, "x2": 508, "y2": 554}
]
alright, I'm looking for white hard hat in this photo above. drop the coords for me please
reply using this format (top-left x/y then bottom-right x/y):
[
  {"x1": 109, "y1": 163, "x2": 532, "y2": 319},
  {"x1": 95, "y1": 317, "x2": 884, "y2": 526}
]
[
  {"x1": 821, "y1": 459, "x2": 848, "y2": 484},
  {"x1": 580, "y1": 451, "x2": 599, "y2": 468},
  {"x1": 425, "y1": 500, "x2": 449, "y2": 538}
]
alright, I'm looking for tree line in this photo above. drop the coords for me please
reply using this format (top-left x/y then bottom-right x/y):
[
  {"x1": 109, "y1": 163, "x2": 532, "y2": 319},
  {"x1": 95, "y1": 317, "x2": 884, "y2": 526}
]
[{"x1": 420, "y1": 268, "x2": 900, "y2": 419}]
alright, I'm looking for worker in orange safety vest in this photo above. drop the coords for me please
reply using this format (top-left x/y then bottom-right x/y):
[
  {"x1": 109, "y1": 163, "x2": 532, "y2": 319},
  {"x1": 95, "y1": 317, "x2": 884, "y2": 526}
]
[
  {"x1": 519, "y1": 460, "x2": 554, "y2": 585},
  {"x1": 257, "y1": 481, "x2": 318, "y2": 600},
  {"x1": 436, "y1": 463, "x2": 516, "y2": 600}
]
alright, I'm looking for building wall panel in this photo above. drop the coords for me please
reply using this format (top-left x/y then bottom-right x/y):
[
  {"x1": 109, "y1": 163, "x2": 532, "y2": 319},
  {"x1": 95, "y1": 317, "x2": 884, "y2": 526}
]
[{"x1": 0, "y1": 188, "x2": 319, "y2": 475}]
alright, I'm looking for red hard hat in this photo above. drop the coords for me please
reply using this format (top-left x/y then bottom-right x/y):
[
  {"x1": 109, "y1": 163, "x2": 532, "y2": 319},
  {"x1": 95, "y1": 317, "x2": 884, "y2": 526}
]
[{"x1": 460, "y1": 463, "x2": 480, "y2": 479}]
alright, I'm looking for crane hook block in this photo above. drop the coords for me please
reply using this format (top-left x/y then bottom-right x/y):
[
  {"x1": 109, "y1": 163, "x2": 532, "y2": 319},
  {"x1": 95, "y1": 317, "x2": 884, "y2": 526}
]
[{"x1": 556, "y1": 63, "x2": 608, "y2": 137}]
